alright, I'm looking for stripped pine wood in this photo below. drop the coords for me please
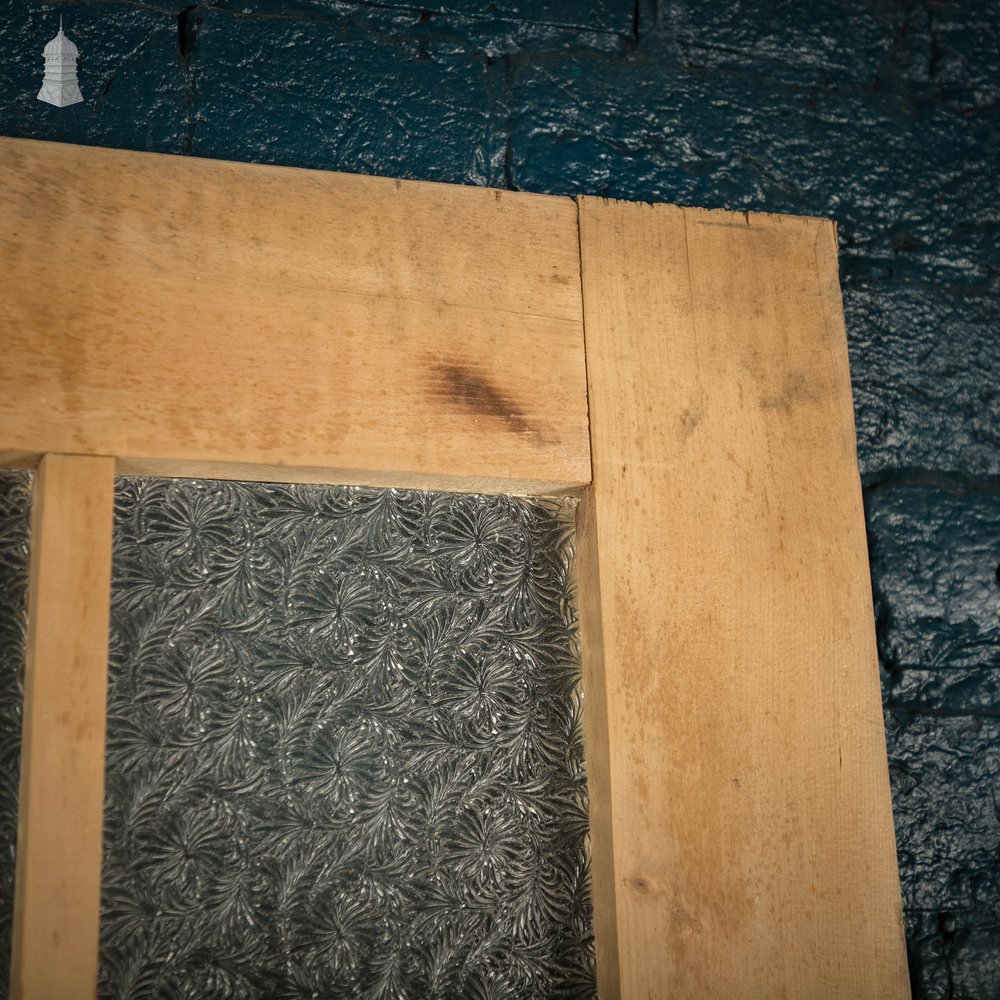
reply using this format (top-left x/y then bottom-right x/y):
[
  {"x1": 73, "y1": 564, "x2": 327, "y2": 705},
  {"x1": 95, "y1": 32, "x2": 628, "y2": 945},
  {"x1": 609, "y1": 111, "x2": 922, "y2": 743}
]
[
  {"x1": 0, "y1": 138, "x2": 589, "y2": 496},
  {"x1": 576, "y1": 199, "x2": 910, "y2": 999},
  {"x1": 0, "y1": 138, "x2": 909, "y2": 998},
  {"x1": 574, "y1": 489, "x2": 621, "y2": 999},
  {"x1": 11, "y1": 454, "x2": 115, "y2": 1000}
]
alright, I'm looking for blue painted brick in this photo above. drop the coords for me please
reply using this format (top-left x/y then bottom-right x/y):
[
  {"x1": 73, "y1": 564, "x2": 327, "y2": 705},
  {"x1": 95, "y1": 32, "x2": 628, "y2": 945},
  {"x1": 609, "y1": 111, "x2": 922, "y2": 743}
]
[
  {"x1": 398, "y1": 0, "x2": 632, "y2": 37},
  {"x1": 0, "y1": 4, "x2": 189, "y2": 155},
  {"x1": 868, "y1": 485, "x2": 1000, "y2": 712},
  {"x1": 181, "y1": 7, "x2": 501, "y2": 185},
  {"x1": 646, "y1": 0, "x2": 905, "y2": 88},
  {"x1": 0, "y1": 2, "x2": 998, "y2": 996},
  {"x1": 886, "y1": 710, "x2": 1000, "y2": 999},
  {"x1": 847, "y1": 286, "x2": 1000, "y2": 479}
]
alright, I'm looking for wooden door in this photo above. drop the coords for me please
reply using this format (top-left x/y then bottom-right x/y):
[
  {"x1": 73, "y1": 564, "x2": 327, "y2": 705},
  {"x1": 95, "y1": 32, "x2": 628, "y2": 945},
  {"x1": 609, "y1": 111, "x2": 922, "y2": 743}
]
[{"x1": 0, "y1": 137, "x2": 909, "y2": 999}]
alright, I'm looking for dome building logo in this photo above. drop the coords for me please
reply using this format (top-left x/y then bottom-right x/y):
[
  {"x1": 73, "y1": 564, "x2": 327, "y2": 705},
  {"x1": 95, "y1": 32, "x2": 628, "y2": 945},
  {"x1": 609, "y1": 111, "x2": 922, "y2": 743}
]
[{"x1": 37, "y1": 18, "x2": 83, "y2": 107}]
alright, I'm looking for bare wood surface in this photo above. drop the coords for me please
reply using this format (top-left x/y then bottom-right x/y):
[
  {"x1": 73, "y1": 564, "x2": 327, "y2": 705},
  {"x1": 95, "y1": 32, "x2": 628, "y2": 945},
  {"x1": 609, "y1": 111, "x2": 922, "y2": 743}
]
[
  {"x1": 11, "y1": 454, "x2": 115, "y2": 1000},
  {"x1": 0, "y1": 138, "x2": 589, "y2": 495},
  {"x1": 574, "y1": 490, "x2": 621, "y2": 999},
  {"x1": 577, "y1": 199, "x2": 909, "y2": 998}
]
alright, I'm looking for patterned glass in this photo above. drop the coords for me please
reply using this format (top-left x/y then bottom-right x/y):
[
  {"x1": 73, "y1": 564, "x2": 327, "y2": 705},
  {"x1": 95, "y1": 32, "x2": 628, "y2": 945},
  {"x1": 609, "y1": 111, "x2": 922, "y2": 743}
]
[
  {"x1": 100, "y1": 478, "x2": 595, "y2": 999},
  {"x1": 0, "y1": 471, "x2": 31, "y2": 996}
]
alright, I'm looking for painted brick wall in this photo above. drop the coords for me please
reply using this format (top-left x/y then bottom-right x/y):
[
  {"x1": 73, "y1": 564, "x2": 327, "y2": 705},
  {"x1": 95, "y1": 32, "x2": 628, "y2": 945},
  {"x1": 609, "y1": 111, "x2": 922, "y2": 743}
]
[{"x1": 1, "y1": 2, "x2": 997, "y2": 995}]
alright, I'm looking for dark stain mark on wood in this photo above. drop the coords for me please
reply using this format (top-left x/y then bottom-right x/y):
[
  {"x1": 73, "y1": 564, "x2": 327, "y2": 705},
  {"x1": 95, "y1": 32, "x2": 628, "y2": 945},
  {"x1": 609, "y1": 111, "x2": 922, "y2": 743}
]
[
  {"x1": 678, "y1": 405, "x2": 703, "y2": 440},
  {"x1": 431, "y1": 363, "x2": 534, "y2": 436},
  {"x1": 759, "y1": 372, "x2": 820, "y2": 412}
]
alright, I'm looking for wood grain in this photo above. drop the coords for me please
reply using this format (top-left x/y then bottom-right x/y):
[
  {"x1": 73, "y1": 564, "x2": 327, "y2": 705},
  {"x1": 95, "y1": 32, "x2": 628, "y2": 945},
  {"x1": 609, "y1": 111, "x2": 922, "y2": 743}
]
[
  {"x1": 0, "y1": 138, "x2": 589, "y2": 495},
  {"x1": 0, "y1": 137, "x2": 908, "y2": 995},
  {"x1": 574, "y1": 490, "x2": 621, "y2": 999},
  {"x1": 577, "y1": 199, "x2": 909, "y2": 998},
  {"x1": 11, "y1": 454, "x2": 115, "y2": 1000}
]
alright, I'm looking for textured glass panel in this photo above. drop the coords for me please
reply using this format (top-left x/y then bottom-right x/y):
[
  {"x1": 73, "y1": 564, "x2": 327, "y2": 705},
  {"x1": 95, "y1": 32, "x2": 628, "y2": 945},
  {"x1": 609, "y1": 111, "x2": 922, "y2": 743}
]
[
  {"x1": 0, "y1": 470, "x2": 31, "y2": 997},
  {"x1": 101, "y1": 478, "x2": 594, "y2": 999}
]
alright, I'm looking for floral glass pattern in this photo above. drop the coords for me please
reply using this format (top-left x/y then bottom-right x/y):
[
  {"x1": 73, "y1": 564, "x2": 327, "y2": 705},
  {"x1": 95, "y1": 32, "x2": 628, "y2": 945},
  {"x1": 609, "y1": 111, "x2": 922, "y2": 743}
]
[
  {"x1": 0, "y1": 470, "x2": 31, "y2": 997},
  {"x1": 101, "y1": 478, "x2": 595, "y2": 999}
]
